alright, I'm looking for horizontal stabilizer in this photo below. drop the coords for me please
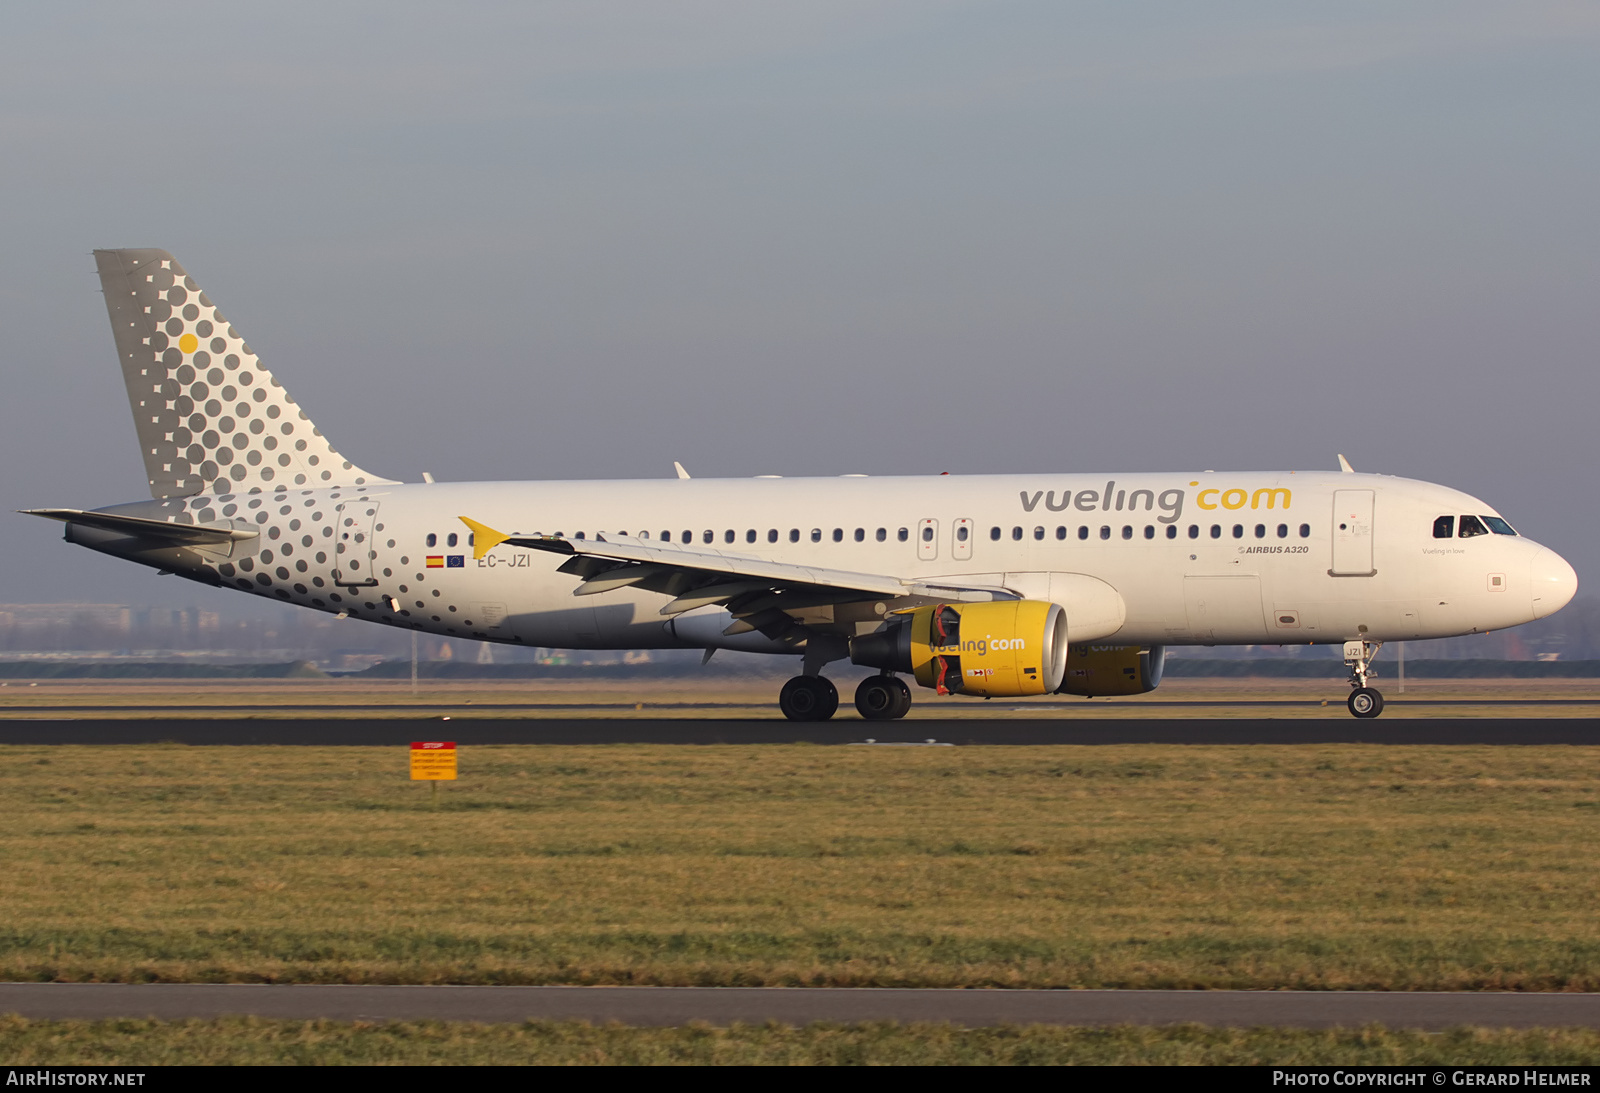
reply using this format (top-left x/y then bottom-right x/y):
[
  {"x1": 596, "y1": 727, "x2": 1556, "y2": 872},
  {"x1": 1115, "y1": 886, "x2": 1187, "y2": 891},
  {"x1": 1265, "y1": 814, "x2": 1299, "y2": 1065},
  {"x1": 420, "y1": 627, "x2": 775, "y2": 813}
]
[{"x1": 20, "y1": 508, "x2": 259, "y2": 547}]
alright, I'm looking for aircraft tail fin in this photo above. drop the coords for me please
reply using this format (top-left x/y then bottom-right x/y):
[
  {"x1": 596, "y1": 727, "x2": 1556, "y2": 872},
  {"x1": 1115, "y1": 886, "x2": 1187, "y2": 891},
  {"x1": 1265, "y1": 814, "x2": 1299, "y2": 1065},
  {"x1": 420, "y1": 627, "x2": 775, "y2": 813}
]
[{"x1": 94, "y1": 249, "x2": 393, "y2": 498}]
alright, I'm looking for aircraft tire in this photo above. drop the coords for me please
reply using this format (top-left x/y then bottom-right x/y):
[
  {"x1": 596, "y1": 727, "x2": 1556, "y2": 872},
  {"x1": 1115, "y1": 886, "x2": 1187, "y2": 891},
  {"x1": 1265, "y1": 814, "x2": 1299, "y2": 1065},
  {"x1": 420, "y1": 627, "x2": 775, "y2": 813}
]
[
  {"x1": 1347, "y1": 687, "x2": 1384, "y2": 719},
  {"x1": 780, "y1": 675, "x2": 839, "y2": 722},
  {"x1": 855, "y1": 676, "x2": 903, "y2": 721},
  {"x1": 889, "y1": 676, "x2": 913, "y2": 719}
]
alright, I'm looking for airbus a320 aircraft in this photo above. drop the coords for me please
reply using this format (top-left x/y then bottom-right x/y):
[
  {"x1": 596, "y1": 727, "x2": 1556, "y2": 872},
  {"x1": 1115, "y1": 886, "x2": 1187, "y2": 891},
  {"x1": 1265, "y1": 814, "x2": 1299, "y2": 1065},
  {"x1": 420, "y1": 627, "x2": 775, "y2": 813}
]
[{"x1": 26, "y1": 250, "x2": 1579, "y2": 720}]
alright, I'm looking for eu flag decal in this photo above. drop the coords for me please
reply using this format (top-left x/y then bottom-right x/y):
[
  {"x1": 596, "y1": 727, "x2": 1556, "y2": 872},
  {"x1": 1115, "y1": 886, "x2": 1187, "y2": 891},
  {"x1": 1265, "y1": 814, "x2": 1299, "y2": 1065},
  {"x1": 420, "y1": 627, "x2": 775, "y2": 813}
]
[{"x1": 447, "y1": 555, "x2": 465, "y2": 568}]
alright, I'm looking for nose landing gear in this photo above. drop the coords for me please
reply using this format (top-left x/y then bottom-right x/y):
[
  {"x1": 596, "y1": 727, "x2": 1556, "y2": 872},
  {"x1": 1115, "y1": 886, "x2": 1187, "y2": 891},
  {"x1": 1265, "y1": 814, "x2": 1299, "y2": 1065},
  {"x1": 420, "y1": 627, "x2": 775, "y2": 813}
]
[{"x1": 1343, "y1": 639, "x2": 1385, "y2": 719}]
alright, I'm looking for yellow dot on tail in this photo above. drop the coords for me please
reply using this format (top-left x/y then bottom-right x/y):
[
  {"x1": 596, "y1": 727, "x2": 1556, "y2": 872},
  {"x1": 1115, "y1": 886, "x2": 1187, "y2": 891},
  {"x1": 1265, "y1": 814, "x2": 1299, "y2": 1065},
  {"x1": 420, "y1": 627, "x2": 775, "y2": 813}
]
[{"x1": 178, "y1": 333, "x2": 198, "y2": 354}]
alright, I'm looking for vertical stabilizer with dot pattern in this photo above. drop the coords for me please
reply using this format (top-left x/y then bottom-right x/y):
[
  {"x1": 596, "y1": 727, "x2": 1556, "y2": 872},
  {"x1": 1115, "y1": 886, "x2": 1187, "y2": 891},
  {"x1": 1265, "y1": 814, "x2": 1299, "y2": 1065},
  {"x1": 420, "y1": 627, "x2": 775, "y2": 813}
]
[{"x1": 95, "y1": 249, "x2": 394, "y2": 499}]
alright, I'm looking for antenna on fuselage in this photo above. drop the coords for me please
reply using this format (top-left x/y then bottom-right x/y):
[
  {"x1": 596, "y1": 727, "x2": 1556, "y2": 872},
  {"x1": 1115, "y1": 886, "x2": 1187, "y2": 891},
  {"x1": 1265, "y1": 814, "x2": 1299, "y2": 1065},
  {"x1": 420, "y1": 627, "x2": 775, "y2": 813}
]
[
  {"x1": 1337, "y1": 454, "x2": 1355, "y2": 473},
  {"x1": 674, "y1": 462, "x2": 691, "y2": 480}
]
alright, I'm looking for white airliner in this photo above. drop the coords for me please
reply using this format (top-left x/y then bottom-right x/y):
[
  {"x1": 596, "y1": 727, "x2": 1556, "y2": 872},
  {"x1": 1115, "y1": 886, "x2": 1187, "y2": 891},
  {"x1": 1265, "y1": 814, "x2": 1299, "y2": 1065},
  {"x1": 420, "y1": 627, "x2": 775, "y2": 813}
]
[{"x1": 26, "y1": 249, "x2": 1579, "y2": 720}]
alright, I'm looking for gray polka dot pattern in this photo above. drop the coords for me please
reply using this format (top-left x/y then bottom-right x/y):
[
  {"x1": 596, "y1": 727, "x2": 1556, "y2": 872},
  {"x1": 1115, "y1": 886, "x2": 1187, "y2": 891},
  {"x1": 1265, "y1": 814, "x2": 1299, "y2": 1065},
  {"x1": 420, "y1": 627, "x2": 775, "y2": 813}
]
[{"x1": 94, "y1": 249, "x2": 394, "y2": 500}]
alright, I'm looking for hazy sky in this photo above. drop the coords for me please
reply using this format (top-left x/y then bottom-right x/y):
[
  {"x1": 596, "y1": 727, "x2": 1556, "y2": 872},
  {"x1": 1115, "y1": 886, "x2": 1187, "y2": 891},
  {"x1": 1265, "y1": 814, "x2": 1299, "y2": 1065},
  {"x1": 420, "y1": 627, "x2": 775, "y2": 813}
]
[{"x1": 2, "y1": 2, "x2": 1597, "y2": 617}]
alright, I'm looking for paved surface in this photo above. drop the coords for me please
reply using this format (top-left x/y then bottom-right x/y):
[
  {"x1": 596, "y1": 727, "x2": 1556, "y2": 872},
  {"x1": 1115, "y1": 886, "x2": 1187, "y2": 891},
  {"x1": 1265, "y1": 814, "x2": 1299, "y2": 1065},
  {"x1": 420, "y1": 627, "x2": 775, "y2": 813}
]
[
  {"x1": 8, "y1": 699, "x2": 1599, "y2": 713},
  {"x1": 3, "y1": 984, "x2": 1599, "y2": 1028},
  {"x1": 0, "y1": 717, "x2": 1595, "y2": 745}
]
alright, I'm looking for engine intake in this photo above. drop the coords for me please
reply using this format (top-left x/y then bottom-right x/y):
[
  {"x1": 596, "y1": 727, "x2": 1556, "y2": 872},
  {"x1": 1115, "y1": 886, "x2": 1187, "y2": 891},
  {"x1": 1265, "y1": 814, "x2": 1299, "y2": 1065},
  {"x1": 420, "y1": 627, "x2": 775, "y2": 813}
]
[{"x1": 851, "y1": 600, "x2": 1068, "y2": 698}]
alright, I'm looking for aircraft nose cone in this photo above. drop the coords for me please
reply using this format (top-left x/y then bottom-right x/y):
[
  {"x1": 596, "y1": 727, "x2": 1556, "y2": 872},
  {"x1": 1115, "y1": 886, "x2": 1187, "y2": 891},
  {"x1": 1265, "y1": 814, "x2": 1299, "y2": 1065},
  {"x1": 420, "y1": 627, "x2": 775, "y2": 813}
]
[{"x1": 1530, "y1": 547, "x2": 1578, "y2": 620}]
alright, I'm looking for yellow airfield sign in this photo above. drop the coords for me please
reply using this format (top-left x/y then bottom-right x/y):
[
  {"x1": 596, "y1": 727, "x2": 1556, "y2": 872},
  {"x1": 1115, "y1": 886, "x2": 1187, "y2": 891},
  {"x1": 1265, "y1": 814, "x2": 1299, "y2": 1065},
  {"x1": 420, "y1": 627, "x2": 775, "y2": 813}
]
[{"x1": 410, "y1": 741, "x2": 457, "y2": 780}]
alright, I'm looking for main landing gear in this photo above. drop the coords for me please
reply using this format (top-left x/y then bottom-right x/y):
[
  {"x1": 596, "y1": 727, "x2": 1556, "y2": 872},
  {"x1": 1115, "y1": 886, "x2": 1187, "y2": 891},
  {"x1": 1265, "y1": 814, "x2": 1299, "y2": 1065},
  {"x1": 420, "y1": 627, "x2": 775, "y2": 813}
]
[
  {"x1": 1343, "y1": 639, "x2": 1385, "y2": 719},
  {"x1": 777, "y1": 673, "x2": 912, "y2": 722},
  {"x1": 854, "y1": 674, "x2": 912, "y2": 721},
  {"x1": 779, "y1": 675, "x2": 838, "y2": 721}
]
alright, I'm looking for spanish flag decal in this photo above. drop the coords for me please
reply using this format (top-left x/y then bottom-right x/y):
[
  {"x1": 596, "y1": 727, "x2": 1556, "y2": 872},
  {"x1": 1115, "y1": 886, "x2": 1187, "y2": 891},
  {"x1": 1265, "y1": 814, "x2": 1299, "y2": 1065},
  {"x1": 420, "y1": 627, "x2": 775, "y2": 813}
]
[{"x1": 426, "y1": 556, "x2": 444, "y2": 568}]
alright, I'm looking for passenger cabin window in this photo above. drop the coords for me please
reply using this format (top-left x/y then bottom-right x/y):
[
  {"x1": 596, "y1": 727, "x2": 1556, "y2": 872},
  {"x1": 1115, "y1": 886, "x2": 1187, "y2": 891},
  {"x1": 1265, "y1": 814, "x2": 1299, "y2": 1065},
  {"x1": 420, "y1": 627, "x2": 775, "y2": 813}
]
[
  {"x1": 832, "y1": 528, "x2": 843, "y2": 542},
  {"x1": 1210, "y1": 525, "x2": 1222, "y2": 539},
  {"x1": 768, "y1": 529, "x2": 778, "y2": 543},
  {"x1": 921, "y1": 526, "x2": 933, "y2": 542},
  {"x1": 1100, "y1": 526, "x2": 1110, "y2": 540},
  {"x1": 1078, "y1": 526, "x2": 1089, "y2": 540},
  {"x1": 854, "y1": 528, "x2": 865, "y2": 542},
  {"x1": 447, "y1": 533, "x2": 458, "y2": 547},
  {"x1": 1145, "y1": 526, "x2": 1156, "y2": 540},
  {"x1": 955, "y1": 526, "x2": 968, "y2": 542},
  {"x1": 746, "y1": 530, "x2": 756, "y2": 543},
  {"x1": 876, "y1": 528, "x2": 886, "y2": 542},
  {"x1": 1056, "y1": 526, "x2": 1067, "y2": 540},
  {"x1": 1277, "y1": 524, "x2": 1288, "y2": 538},
  {"x1": 1121, "y1": 525, "x2": 1133, "y2": 540},
  {"x1": 1299, "y1": 523, "x2": 1311, "y2": 538},
  {"x1": 1459, "y1": 515, "x2": 1490, "y2": 538},
  {"x1": 812, "y1": 529, "x2": 823, "y2": 543},
  {"x1": 1034, "y1": 526, "x2": 1045, "y2": 540},
  {"x1": 682, "y1": 530, "x2": 692, "y2": 543},
  {"x1": 1166, "y1": 525, "x2": 1178, "y2": 540},
  {"x1": 1188, "y1": 525, "x2": 1199, "y2": 539},
  {"x1": 790, "y1": 529, "x2": 800, "y2": 543},
  {"x1": 1483, "y1": 516, "x2": 1518, "y2": 536},
  {"x1": 426, "y1": 533, "x2": 436, "y2": 547},
  {"x1": 1433, "y1": 516, "x2": 1455, "y2": 539},
  {"x1": 703, "y1": 530, "x2": 714, "y2": 544},
  {"x1": 1012, "y1": 526, "x2": 1023, "y2": 541},
  {"x1": 897, "y1": 528, "x2": 909, "y2": 542},
  {"x1": 1254, "y1": 524, "x2": 1266, "y2": 538},
  {"x1": 990, "y1": 526, "x2": 1001, "y2": 541}
]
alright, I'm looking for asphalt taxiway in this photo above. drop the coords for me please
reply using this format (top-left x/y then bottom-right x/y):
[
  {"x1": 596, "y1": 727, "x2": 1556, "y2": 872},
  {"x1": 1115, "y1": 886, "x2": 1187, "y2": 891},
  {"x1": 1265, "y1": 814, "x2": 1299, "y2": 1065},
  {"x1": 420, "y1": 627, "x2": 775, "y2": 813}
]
[
  {"x1": 3, "y1": 984, "x2": 1599, "y2": 1028},
  {"x1": 0, "y1": 716, "x2": 1594, "y2": 745}
]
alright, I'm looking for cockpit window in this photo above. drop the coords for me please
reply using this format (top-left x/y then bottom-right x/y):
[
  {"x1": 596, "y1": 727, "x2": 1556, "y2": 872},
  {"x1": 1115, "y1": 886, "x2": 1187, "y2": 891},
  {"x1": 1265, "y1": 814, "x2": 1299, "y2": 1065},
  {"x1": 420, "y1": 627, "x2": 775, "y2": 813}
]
[
  {"x1": 1482, "y1": 515, "x2": 1518, "y2": 536},
  {"x1": 1458, "y1": 515, "x2": 1489, "y2": 538},
  {"x1": 1432, "y1": 516, "x2": 1455, "y2": 539}
]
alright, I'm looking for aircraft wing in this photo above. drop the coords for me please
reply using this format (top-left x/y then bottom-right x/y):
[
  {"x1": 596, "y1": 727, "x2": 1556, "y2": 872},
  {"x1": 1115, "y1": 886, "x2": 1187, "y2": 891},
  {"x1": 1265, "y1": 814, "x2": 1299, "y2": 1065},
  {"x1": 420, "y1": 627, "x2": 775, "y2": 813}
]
[{"x1": 460, "y1": 517, "x2": 1008, "y2": 639}]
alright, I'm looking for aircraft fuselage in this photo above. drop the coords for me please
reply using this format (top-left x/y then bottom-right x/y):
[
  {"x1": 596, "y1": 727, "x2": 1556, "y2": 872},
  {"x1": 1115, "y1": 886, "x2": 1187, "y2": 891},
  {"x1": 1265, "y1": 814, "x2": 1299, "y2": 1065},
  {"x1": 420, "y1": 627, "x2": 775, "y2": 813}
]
[{"x1": 70, "y1": 469, "x2": 1574, "y2": 653}]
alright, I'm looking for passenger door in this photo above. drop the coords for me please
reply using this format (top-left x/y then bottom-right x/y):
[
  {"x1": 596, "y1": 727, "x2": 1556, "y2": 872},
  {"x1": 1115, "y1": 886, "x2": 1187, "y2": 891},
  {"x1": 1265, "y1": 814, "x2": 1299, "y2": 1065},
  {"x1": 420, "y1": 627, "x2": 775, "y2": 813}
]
[
  {"x1": 1331, "y1": 489, "x2": 1376, "y2": 576},
  {"x1": 333, "y1": 500, "x2": 382, "y2": 587}
]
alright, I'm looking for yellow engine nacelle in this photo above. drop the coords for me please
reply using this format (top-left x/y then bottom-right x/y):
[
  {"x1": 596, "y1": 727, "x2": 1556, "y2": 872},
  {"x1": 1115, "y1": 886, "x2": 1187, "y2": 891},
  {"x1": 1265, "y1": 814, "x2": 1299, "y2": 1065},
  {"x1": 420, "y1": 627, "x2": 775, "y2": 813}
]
[
  {"x1": 846, "y1": 600, "x2": 1070, "y2": 698},
  {"x1": 1055, "y1": 644, "x2": 1166, "y2": 696}
]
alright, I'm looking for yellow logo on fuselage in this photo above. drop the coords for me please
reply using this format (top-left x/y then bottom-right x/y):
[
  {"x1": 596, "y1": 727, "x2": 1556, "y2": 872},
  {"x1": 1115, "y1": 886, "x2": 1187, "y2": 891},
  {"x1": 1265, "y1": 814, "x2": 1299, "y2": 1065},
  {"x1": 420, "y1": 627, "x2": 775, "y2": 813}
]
[
  {"x1": 1019, "y1": 480, "x2": 1290, "y2": 524},
  {"x1": 1195, "y1": 487, "x2": 1291, "y2": 511}
]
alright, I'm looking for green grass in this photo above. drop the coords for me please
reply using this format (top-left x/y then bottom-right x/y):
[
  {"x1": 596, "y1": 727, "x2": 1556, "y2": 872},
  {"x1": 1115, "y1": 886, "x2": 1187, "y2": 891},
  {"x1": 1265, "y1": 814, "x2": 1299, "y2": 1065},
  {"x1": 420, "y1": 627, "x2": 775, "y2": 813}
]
[
  {"x1": 4, "y1": 1018, "x2": 1600, "y2": 1065},
  {"x1": 2, "y1": 744, "x2": 1599, "y2": 988}
]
